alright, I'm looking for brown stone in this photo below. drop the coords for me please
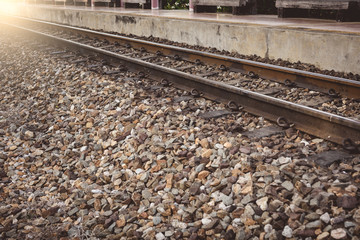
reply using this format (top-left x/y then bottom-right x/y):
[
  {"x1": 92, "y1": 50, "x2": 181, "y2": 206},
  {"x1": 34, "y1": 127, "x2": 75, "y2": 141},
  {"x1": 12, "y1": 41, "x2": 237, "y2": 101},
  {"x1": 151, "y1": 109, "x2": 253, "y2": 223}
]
[
  {"x1": 200, "y1": 138, "x2": 209, "y2": 149},
  {"x1": 337, "y1": 196, "x2": 358, "y2": 209},
  {"x1": 165, "y1": 173, "x2": 173, "y2": 189},
  {"x1": 116, "y1": 216, "x2": 126, "y2": 227},
  {"x1": 201, "y1": 149, "x2": 213, "y2": 158},
  {"x1": 231, "y1": 208, "x2": 244, "y2": 218},
  {"x1": 94, "y1": 199, "x2": 101, "y2": 211},
  {"x1": 198, "y1": 171, "x2": 210, "y2": 180}
]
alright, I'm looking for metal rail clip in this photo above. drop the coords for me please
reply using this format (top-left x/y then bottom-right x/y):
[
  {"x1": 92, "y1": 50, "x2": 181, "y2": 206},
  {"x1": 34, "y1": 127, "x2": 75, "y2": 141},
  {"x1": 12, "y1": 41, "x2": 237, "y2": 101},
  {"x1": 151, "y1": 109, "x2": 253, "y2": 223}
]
[
  {"x1": 191, "y1": 89, "x2": 203, "y2": 97},
  {"x1": 277, "y1": 116, "x2": 294, "y2": 128},
  {"x1": 343, "y1": 138, "x2": 360, "y2": 153}
]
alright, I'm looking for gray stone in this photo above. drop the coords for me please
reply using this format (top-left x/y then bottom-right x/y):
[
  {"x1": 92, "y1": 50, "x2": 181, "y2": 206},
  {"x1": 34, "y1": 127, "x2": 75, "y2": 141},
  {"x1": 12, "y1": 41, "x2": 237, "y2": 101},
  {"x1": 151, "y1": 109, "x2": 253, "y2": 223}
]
[
  {"x1": 306, "y1": 220, "x2": 322, "y2": 229},
  {"x1": 94, "y1": 144, "x2": 102, "y2": 151},
  {"x1": 155, "y1": 232, "x2": 166, "y2": 240},
  {"x1": 320, "y1": 212, "x2": 330, "y2": 224},
  {"x1": 282, "y1": 225, "x2": 293, "y2": 238},
  {"x1": 344, "y1": 221, "x2": 356, "y2": 228},
  {"x1": 219, "y1": 193, "x2": 233, "y2": 206},
  {"x1": 241, "y1": 194, "x2": 252, "y2": 205},
  {"x1": 310, "y1": 198, "x2": 319, "y2": 207},
  {"x1": 68, "y1": 207, "x2": 79, "y2": 216},
  {"x1": 153, "y1": 216, "x2": 162, "y2": 225},
  {"x1": 142, "y1": 189, "x2": 152, "y2": 199},
  {"x1": 188, "y1": 133, "x2": 195, "y2": 142},
  {"x1": 203, "y1": 219, "x2": 219, "y2": 230},
  {"x1": 278, "y1": 156, "x2": 291, "y2": 165},
  {"x1": 331, "y1": 228, "x2": 347, "y2": 239},
  {"x1": 256, "y1": 197, "x2": 268, "y2": 211},
  {"x1": 68, "y1": 227, "x2": 80, "y2": 237},
  {"x1": 281, "y1": 181, "x2": 294, "y2": 191},
  {"x1": 244, "y1": 205, "x2": 255, "y2": 216},
  {"x1": 202, "y1": 218, "x2": 212, "y2": 225},
  {"x1": 264, "y1": 224, "x2": 273, "y2": 233},
  {"x1": 195, "y1": 164, "x2": 205, "y2": 173}
]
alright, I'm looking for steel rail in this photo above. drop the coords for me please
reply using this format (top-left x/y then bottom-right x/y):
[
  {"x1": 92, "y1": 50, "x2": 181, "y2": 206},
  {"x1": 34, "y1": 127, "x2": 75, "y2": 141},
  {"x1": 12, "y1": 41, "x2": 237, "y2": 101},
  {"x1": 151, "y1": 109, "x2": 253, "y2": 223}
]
[
  {"x1": 11, "y1": 16, "x2": 360, "y2": 99},
  {"x1": 4, "y1": 22, "x2": 360, "y2": 146}
]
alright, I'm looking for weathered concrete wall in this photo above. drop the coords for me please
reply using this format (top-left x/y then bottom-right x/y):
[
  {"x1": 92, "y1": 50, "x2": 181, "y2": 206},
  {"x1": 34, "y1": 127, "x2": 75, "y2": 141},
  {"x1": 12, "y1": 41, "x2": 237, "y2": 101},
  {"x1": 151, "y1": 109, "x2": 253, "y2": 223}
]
[{"x1": 18, "y1": 7, "x2": 360, "y2": 74}]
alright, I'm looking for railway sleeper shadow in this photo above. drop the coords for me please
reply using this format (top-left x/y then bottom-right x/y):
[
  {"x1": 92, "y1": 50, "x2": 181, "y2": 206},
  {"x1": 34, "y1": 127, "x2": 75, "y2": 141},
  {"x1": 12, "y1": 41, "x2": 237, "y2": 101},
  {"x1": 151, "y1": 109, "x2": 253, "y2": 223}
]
[{"x1": 278, "y1": 5, "x2": 360, "y2": 22}]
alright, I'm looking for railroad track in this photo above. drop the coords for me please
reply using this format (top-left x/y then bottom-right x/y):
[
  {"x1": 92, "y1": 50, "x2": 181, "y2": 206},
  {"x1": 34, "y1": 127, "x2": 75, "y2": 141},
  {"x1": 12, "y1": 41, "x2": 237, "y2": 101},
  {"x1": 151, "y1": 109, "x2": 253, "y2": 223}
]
[
  {"x1": 1, "y1": 17, "x2": 360, "y2": 149},
  {"x1": 11, "y1": 16, "x2": 360, "y2": 99}
]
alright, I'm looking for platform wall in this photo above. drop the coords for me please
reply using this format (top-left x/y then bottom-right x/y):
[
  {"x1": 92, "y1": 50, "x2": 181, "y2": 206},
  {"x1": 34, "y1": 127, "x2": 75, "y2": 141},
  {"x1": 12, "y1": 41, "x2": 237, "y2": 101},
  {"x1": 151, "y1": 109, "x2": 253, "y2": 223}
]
[{"x1": 18, "y1": 7, "x2": 360, "y2": 74}]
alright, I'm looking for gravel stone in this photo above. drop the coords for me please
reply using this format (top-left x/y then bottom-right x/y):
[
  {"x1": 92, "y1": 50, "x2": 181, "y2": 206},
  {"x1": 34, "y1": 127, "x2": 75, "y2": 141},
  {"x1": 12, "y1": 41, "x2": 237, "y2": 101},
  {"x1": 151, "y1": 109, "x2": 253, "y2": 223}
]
[
  {"x1": 306, "y1": 220, "x2": 322, "y2": 229},
  {"x1": 331, "y1": 228, "x2": 347, "y2": 239},
  {"x1": 153, "y1": 216, "x2": 162, "y2": 226},
  {"x1": 155, "y1": 232, "x2": 166, "y2": 240},
  {"x1": 320, "y1": 212, "x2": 330, "y2": 223},
  {"x1": 256, "y1": 197, "x2": 268, "y2": 211},
  {"x1": 282, "y1": 225, "x2": 293, "y2": 238},
  {"x1": 344, "y1": 221, "x2": 356, "y2": 228},
  {"x1": 202, "y1": 218, "x2": 212, "y2": 225},
  {"x1": 317, "y1": 232, "x2": 330, "y2": 240},
  {"x1": 337, "y1": 196, "x2": 358, "y2": 209},
  {"x1": 68, "y1": 207, "x2": 79, "y2": 216},
  {"x1": 142, "y1": 189, "x2": 152, "y2": 199},
  {"x1": 281, "y1": 180, "x2": 294, "y2": 191}
]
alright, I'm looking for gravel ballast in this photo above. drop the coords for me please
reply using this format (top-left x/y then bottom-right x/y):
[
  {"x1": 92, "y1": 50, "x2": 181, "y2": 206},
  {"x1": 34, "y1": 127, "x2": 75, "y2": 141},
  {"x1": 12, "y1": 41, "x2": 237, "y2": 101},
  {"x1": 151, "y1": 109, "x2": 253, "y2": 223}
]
[{"x1": 0, "y1": 27, "x2": 360, "y2": 240}]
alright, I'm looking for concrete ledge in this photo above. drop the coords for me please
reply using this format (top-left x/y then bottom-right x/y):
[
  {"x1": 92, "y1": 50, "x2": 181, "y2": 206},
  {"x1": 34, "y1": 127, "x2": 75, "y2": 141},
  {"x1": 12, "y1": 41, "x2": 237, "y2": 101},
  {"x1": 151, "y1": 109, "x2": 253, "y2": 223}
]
[{"x1": 17, "y1": 6, "x2": 360, "y2": 74}]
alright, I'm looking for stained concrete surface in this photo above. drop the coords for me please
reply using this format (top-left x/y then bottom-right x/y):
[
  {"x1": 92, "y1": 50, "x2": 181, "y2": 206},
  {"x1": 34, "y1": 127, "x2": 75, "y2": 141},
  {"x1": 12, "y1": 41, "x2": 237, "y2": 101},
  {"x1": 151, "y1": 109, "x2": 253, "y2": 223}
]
[{"x1": 15, "y1": 5, "x2": 360, "y2": 74}]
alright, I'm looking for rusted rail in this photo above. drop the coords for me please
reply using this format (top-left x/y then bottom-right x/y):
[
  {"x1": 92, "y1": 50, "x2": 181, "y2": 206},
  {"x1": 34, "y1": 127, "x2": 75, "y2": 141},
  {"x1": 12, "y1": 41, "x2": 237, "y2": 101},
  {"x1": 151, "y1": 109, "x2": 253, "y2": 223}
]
[
  {"x1": 3, "y1": 22, "x2": 360, "y2": 147},
  {"x1": 10, "y1": 16, "x2": 360, "y2": 99}
]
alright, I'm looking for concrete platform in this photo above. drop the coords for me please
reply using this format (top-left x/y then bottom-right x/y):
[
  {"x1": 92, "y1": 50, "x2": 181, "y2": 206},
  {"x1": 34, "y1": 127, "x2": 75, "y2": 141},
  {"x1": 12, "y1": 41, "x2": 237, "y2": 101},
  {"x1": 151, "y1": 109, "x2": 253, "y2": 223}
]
[{"x1": 13, "y1": 4, "x2": 360, "y2": 74}]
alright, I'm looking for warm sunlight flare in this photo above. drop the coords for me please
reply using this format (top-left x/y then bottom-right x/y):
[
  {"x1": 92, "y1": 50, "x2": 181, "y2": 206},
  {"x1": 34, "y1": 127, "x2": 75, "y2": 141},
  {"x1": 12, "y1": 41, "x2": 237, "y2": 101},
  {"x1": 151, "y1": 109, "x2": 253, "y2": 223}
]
[{"x1": 0, "y1": 0, "x2": 18, "y2": 15}]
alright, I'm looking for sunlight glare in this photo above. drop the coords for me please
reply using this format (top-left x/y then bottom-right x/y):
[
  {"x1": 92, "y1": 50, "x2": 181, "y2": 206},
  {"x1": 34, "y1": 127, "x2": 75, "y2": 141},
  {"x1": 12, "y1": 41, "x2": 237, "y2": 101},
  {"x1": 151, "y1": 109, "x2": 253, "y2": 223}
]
[{"x1": 0, "y1": 0, "x2": 19, "y2": 16}]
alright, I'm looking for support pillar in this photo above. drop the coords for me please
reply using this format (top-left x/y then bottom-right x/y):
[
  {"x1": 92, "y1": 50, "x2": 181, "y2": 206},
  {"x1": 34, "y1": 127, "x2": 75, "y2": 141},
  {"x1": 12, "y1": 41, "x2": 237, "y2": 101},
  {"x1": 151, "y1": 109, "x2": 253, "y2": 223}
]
[
  {"x1": 151, "y1": 0, "x2": 158, "y2": 9},
  {"x1": 189, "y1": 0, "x2": 193, "y2": 11}
]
